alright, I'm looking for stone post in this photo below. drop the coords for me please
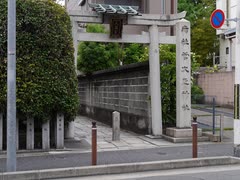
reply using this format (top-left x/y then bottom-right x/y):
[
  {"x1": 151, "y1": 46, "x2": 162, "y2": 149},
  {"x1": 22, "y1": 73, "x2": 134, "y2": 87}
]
[
  {"x1": 26, "y1": 118, "x2": 34, "y2": 150},
  {"x1": 65, "y1": 121, "x2": 75, "y2": 139},
  {"x1": 112, "y1": 111, "x2": 120, "y2": 141},
  {"x1": 0, "y1": 113, "x2": 3, "y2": 150},
  {"x1": 42, "y1": 120, "x2": 50, "y2": 150},
  {"x1": 176, "y1": 19, "x2": 191, "y2": 128},
  {"x1": 149, "y1": 25, "x2": 162, "y2": 136},
  {"x1": 55, "y1": 114, "x2": 64, "y2": 149}
]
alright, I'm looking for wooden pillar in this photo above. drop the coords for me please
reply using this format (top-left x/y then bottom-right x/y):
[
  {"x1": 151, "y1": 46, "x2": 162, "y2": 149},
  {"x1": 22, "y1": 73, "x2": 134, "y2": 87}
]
[
  {"x1": 42, "y1": 120, "x2": 50, "y2": 150},
  {"x1": 26, "y1": 118, "x2": 34, "y2": 150}
]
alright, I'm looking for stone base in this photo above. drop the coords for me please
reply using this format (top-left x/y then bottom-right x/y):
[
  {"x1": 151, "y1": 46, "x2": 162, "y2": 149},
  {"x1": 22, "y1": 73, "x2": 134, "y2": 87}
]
[
  {"x1": 162, "y1": 134, "x2": 209, "y2": 143},
  {"x1": 166, "y1": 127, "x2": 202, "y2": 138},
  {"x1": 163, "y1": 127, "x2": 209, "y2": 143},
  {"x1": 145, "y1": 135, "x2": 162, "y2": 139},
  {"x1": 202, "y1": 132, "x2": 220, "y2": 142},
  {"x1": 234, "y1": 146, "x2": 240, "y2": 157}
]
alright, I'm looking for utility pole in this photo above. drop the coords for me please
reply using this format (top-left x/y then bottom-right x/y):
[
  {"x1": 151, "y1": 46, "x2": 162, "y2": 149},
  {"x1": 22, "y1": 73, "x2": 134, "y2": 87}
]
[
  {"x1": 234, "y1": 0, "x2": 240, "y2": 157},
  {"x1": 6, "y1": 0, "x2": 17, "y2": 172}
]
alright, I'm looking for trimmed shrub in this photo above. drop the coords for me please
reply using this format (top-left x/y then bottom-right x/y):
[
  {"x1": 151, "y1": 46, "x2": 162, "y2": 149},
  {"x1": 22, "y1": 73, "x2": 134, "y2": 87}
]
[{"x1": 0, "y1": 0, "x2": 79, "y2": 122}]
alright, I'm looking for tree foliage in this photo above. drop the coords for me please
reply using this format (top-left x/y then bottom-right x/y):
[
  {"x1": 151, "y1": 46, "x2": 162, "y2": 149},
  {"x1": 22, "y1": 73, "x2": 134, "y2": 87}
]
[
  {"x1": 178, "y1": 0, "x2": 218, "y2": 66},
  {"x1": 77, "y1": 24, "x2": 148, "y2": 73},
  {"x1": 0, "y1": 0, "x2": 79, "y2": 122}
]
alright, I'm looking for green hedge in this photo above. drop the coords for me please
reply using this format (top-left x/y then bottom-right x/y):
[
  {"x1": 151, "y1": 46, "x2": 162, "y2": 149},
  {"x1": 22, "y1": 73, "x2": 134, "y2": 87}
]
[{"x1": 0, "y1": 0, "x2": 79, "y2": 122}]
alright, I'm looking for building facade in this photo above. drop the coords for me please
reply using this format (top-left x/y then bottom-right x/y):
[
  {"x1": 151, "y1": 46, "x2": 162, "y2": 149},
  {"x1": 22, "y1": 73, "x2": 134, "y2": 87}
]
[
  {"x1": 67, "y1": 0, "x2": 178, "y2": 35},
  {"x1": 216, "y1": 0, "x2": 237, "y2": 71}
]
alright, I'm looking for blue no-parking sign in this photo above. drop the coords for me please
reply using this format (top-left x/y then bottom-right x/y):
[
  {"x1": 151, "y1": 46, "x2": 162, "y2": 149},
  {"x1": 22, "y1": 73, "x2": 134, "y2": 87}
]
[{"x1": 210, "y1": 9, "x2": 225, "y2": 29}]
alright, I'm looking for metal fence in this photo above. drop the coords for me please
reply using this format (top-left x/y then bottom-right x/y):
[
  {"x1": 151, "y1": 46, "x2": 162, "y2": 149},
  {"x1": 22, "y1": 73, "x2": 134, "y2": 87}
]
[{"x1": 191, "y1": 95, "x2": 231, "y2": 141}]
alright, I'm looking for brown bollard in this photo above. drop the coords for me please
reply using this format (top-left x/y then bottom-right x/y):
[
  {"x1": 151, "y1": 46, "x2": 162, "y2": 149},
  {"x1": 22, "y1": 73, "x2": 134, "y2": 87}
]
[
  {"x1": 92, "y1": 121, "x2": 97, "y2": 165},
  {"x1": 192, "y1": 116, "x2": 198, "y2": 158}
]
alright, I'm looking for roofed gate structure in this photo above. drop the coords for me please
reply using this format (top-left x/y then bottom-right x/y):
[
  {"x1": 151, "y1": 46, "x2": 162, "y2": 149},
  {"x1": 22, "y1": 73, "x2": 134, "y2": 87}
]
[{"x1": 68, "y1": 0, "x2": 191, "y2": 137}]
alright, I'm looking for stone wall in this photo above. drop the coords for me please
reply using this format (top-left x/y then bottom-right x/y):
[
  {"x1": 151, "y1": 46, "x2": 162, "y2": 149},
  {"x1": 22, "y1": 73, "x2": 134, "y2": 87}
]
[
  {"x1": 196, "y1": 71, "x2": 234, "y2": 107},
  {"x1": 78, "y1": 62, "x2": 151, "y2": 134}
]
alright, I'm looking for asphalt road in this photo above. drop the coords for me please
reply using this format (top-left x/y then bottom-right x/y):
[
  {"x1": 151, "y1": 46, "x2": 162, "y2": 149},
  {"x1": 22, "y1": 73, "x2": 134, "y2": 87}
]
[{"x1": 0, "y1": 143, "x2": 234, "y2": 172}]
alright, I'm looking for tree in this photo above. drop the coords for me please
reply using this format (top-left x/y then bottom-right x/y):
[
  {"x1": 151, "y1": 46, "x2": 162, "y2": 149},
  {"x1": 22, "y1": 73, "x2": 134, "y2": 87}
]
[
  {"x1": 0, "y1": 0, "x2": 79, "y2": 122},
  {"x1": 178, "y1": 0, "x2": 218, "y2": 66},
  {"x1": 77, "y1": 24, "x2": 148, "y2": 73}
]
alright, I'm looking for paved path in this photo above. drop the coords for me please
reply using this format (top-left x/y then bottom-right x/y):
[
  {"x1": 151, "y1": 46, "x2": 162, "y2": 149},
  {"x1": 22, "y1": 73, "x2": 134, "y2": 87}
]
[{"x1": 72, "y1": 116, "x2": 182, "y2": 152}]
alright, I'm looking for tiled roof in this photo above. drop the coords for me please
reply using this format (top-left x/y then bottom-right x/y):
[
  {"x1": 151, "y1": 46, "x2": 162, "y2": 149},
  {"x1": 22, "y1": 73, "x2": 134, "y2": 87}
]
[{"x1": 89, "y1": 3, "x2": 140, "y2": 15}]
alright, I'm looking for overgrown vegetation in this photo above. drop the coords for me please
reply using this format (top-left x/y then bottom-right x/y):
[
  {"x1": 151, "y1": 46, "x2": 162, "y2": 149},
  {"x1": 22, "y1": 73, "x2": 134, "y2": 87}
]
[{"x1": 0, "y1": 0, "x2": 79, "y2": 122}]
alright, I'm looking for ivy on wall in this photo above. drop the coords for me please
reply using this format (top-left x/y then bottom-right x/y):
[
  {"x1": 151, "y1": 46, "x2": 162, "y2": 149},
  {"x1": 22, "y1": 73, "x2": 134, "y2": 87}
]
[{"x1": 0, "y1": 0, "x2": 79, "y2": 122}]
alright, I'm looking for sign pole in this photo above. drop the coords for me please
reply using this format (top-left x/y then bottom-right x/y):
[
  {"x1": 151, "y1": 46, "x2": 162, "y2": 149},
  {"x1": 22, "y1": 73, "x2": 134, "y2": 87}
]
[
  {"x1": 234, "y1": 0, "x2": 240, "y2": 157},
  {"x1": 6, "y1": 0, "x2": 17, "y2": 172}
]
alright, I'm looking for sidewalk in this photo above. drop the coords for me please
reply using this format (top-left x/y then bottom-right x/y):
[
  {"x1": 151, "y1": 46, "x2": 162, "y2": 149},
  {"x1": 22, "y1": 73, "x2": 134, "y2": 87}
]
[
  {"x1": 0, "y1": 110, "x2": 236, "y2": 173},
  {"x1": 71, "y1": 116, "x2": 180, "y2": 152},
  {"x1": 68, "y1": 109, "x2": 234, "y2": 152}
]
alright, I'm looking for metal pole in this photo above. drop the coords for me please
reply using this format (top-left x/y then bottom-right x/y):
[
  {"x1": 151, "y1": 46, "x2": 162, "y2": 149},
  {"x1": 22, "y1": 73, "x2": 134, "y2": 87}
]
[
  {"x1": 212, "y1": 97, "x2": 216, "y2": 135},
  {"x1": 92, "y1": 122, "x2": 97, "y2": 165},
  {"x1": 192, "y1": 116, "x2": 198, "y2": 158},
  {"x1": 7, "y1": 0, "x2": 17, "y2": 172},
  {"x1": 161, "y1": 0, "x2": 166, "y2": 14},
  {"x1": 220, "y1": 114, "x2": 224, "y2": 142}
]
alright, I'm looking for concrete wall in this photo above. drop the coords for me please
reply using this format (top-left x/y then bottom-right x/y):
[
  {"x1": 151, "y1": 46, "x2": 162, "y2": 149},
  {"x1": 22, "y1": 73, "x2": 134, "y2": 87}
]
[
  {"x1": 78, "y1": 62, "x2": 151, "y2": 134},
  {"x1": 196, "y1": 71, "x2": 234, "y2": 107}
]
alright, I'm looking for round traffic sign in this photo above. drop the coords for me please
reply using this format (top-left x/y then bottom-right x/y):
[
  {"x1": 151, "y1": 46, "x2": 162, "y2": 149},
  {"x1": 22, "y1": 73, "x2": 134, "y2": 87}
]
[{"x1": 210, "y1": 9, "x2": 225, "y2": 29}]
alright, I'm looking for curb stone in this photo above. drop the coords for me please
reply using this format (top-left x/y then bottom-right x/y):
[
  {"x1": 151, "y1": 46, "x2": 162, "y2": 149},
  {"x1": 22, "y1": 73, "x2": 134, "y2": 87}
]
[{"x1": 1, "y1": 156, "x2": 240, "y2": 180}]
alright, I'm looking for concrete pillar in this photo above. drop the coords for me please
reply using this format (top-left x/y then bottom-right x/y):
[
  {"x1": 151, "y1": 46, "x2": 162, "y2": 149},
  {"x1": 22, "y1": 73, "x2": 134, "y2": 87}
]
[
  {"x1": 16, "y1": 118, "x2": 19, "y2": 150},
  {"x1": 26, "y1": 118, "x2": 34, "y2": 150},
  {"x1": 234, "y1": 0, "x2": 240, "y2": 157},
  {"x1": 71, "y1": 20, "x2": 78, "y2": 68},
  {"x1": 112, "y1": 111, "x2": 120, "y2": 141},
  {"x1": 0, "y1": 113, "x2": 3, "y2": 150},
  {"x1": 176, "y1": 19, "x2": 191, "y2": 128},
  {"x1": 42, "y1": 120, "x2": 50, "y2": 150},
  {"x1": 55, "y1": 114, "x2": 64, "y2": 149},
  {"x1": 149, "y1": 25, "x2": 162, "y2": 136},
  {"x1": 65, "y1": 121, "x2": 75, "y2": 139}
]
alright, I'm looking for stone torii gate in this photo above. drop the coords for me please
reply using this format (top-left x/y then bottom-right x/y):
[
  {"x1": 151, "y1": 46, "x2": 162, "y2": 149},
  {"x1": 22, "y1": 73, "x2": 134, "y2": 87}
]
[{"x1": 68, "y1": 2, "x2": 191, "y2": 136}]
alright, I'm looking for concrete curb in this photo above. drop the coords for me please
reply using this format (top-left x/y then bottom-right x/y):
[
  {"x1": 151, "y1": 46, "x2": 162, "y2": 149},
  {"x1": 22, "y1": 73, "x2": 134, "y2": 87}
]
[{"x1": 1, "y1": 156, "x2": 240, "y2": 180}]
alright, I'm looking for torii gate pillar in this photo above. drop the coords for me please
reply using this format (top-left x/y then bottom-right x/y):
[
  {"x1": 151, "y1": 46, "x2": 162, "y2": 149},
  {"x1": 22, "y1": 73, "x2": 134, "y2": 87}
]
[{"x1": 149, "y1": 25, "x2": 162, "y2": 136}]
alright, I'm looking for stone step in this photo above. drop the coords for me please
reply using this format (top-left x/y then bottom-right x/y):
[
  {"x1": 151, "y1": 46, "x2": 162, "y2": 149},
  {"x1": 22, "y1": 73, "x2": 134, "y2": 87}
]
[{"x1": 161, "y1": 134, "x2": 209, "y2": 143}]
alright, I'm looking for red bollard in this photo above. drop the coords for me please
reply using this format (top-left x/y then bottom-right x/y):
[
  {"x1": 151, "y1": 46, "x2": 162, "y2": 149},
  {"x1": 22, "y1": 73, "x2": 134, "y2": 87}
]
[
  {"x1": 192, "y1": 116, "x2": 198, "y2": 158},
  {"x1": 92, "y1": 122, "x2": 97, "y2": 165}
]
